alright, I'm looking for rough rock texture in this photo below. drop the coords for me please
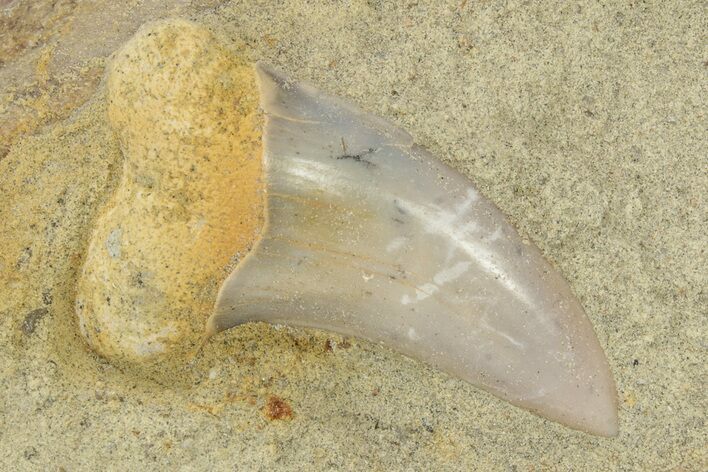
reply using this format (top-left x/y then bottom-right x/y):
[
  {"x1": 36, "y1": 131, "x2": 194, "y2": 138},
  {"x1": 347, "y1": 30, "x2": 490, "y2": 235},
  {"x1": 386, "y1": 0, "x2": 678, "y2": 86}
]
[
  {"x1": 0, "y1": 1, "x2": 704, "y2": 470},
  {"x1": 76, "y1": 19, "x2": 264, "y2": 365}
]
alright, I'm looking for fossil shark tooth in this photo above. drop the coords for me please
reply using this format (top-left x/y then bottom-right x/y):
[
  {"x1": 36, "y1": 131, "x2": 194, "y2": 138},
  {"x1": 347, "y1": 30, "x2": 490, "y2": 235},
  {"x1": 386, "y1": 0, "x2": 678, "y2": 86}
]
[{"x1": 76, "y1": 20, "x2": 617, "y2": 437}]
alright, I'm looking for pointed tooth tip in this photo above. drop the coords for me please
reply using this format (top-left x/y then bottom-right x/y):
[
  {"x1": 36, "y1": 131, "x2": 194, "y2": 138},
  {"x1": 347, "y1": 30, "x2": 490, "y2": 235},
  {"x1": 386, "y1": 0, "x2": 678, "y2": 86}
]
[
  {"x1": 572, "y1": 385, "x2": 619, "y2": 437},
  {"x1": 570, "y1": 345, "x2": 619, "y2": 437},
  {"x1": 560, "y1": 351, "x2": 619, "y2": 437},
  {"x1": 588, "y1": 376, "x2": 619, "y2": 437},
  {"x1": 539, "y1": 360, "x2": 619, "y2": 437},
  {"x1": 518, "y1": 382, "x2": 617, "y2": 437},
  {"x1": 575, "y1": 403, "x2": 619, "y2": 438},
  {"x1": 581, "y1": 340, "x2": 619, "y2": 437}
]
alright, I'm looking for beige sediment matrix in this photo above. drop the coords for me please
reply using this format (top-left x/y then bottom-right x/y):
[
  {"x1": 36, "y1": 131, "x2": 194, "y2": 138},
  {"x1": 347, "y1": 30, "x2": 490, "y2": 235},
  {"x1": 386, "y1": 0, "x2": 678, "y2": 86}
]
[
  {"x1": 76, "y1": 20, "x2": 265, "y2": 363},
  {"x1": 1, "y1": 1, "x2": 704, "y2": 469}
]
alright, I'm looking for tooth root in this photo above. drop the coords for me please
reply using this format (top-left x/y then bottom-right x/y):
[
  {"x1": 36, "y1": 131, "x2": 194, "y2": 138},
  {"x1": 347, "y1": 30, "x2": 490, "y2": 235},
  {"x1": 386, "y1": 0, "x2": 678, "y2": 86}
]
[
  {"x1": 76, "y1": 20, "x2": 265, "y2": 363},
  {"x1": 209, "y1": 63, "x2": 618, "y2": 436}
]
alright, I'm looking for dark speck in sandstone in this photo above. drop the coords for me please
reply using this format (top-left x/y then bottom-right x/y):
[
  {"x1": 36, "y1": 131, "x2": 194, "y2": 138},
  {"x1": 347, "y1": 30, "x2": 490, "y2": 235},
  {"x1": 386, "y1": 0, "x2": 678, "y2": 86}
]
[{"x1": 21, "y1": 307, "x2": 49, "y2": 336}]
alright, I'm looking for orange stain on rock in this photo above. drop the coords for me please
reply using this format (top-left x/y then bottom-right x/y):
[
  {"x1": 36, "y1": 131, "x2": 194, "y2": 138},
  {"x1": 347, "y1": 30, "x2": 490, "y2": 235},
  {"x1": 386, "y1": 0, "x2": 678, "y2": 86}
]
[{"x1": 263, "y1": 395, "x2": 294, "y2": 421}]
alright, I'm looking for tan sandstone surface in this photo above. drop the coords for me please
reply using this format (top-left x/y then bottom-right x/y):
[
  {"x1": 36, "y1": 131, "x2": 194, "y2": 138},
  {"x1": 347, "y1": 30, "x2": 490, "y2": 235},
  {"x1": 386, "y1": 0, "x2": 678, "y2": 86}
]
[{"x1": 0, "y1": 1, "x2": 705, "y2": 470}]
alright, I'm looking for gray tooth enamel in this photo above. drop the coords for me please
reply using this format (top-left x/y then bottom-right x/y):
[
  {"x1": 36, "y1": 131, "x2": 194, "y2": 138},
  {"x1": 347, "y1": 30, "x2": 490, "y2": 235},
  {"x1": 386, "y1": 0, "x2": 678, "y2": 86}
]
[{"x1": 208, "y1": 63, "x2": 618, "y2": 436}]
